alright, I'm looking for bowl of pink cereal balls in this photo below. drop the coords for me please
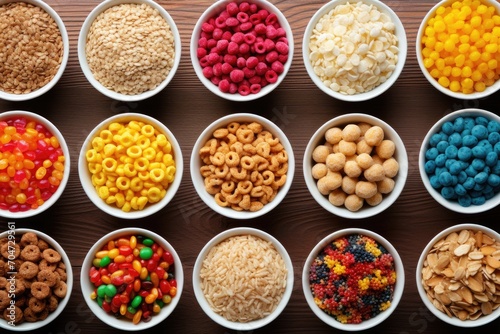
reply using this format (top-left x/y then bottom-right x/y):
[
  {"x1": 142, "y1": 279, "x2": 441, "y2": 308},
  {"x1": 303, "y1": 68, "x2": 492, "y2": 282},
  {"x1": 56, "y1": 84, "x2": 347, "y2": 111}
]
[
  {"x1": 303, "y1": 113, "x2": 408, "y2": 219},
  {"x1": 190, "y1": 0, "x2": 294, "y2": 101}
]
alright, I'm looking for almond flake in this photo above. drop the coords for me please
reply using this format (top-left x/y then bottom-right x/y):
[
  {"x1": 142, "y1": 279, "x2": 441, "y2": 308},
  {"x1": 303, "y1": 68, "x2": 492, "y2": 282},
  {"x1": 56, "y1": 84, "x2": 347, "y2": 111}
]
[
  {"x1": 458, "y1": 229, "x2": 470, "y2": 244},
  {"x1": 454, "y1": 244, "x2": 471, "y2": 257},
  {"x1": 468, "y1": 251, "x2": 484, "y2": 260}
]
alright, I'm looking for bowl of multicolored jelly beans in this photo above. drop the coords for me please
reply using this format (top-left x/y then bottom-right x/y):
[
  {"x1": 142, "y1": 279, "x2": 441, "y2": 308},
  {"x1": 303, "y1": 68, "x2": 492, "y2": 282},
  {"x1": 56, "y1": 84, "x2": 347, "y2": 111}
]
[
  {"x1": 0, "y1": 111, "x2": 70, "y2": 218},
  {"x1": 80, "y1": 228, "x2": 183, "y2": 330},
  {"x1": 190, "y1": 0, "x2": 294, "y2": 101},
  {"x1": 419, "y1": 108, "x2": 500, "y2": 213},
  {"x1": 302, "y1": 228, "x2": 404, "y2": 330}
]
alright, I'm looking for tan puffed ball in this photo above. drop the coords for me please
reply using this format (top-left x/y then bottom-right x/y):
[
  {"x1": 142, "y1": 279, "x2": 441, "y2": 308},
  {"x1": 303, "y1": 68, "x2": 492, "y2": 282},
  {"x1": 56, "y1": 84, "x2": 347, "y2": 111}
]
[
  {"x1": 312, "y1": 163, "x2": 328, "y2": 179},
  {"x1": 329, "y1": 188, "x2": 347, "y2": 206},
  {"x1": 326, "y1": 153, "x2": 346, "y2": 172},
  {"x1": 344, "y1": 160, "x2": 362, "y2": 178},
  {"x1": 357, "y1": 122, "x2": 372, "y2": 136},
  {"x1": 342, "y1": 176, "x2": 358, "y2": 194},
  {"x1": 365, "y1": 126, "x2": 384, "y2": 146},
  {"x1": 317, "y1": 172, "x2": 342, "y2": 195},
  {"x1": 375, "y1": 140, "x2": 395, "y2": 159},
  {"x1": 356, "y1": 139, "x2": 373, "y2": 155},
  {"x1": 366, "y1": 192, "x2": 383, "y2": 206},
  {"x1": 372, "y1": 155, "x2": 385, "y2": 165},
  {"x1": 344, "y1": 194, "x2": 363, "y2": 212},
  {"x1": 342, "y1": 124, "x2": 361, "y2": 142},
  {"x1": 383, "y1": 158, "x2": 399, "y2": 178},
  {"x1": 325, "y1": 127, "x2": 343, "y2": 145},
  {"x1": 356, "y1": 153, "x2": 374, "y2": 170},
  {"x1": 355, "y1": 181, "x2": 378, "y2": 199},
  {"x1": 332, "y1": 143, "x2": 340, "y2": 153},
  {"x1": 364, "y1": 163, "x2": 385, "y2": 182},
  {"x1": 377, "y1": 177, "x2": 395, "y2": 194},
  {"x1": 338, "y1": 140, "x2": 357, "y2": 156},
  {"x1": 312, "y1": 145, "x2": 330, "y2": 163}
]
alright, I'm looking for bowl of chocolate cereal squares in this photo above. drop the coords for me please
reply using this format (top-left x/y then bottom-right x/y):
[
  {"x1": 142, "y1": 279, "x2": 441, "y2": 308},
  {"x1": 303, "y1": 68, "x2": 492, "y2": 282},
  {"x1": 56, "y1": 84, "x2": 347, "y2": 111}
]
[
  {"x1": 78, "y1": 0, "x2": 181, "y2": 101},
  {"x1": 0, "y1": 0, "x2": 69, "y2": 101}
]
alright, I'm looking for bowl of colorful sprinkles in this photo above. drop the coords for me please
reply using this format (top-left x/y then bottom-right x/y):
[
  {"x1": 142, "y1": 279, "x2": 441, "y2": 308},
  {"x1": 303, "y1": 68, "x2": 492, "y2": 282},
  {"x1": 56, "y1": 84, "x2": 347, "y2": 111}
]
[
  {"x1": 192, "y1": 227, "x2": 293, "y2": 331},
  {"x1": 0, "y1": 111, "x2": 70, "y2": 219},
  {"x1": 78, "y1": 113, "x2": 183, "y2": 219},
  {"x1": 80, "y1": 228, "x2": 183, "y2": 330},
  {"x1": 416, "y1": 223, "x2": 500, "y2": 327},
  {"x1": 419, "y1": 108, "x2": 500, "y2": 213},
  {"x1": 302, "y1": 228, "x2": 404, "y2": 330},
  {"x1": 190, "y1": 0, "x2": 294, "y2": 101},
  {"x1": 417, "y1": 0, "x2": 500, "y2": 99}
]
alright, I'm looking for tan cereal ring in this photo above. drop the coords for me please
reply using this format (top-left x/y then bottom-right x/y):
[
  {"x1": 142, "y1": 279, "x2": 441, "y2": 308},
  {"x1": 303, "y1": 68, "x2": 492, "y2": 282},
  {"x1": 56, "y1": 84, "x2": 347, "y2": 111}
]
[
  {"x1": 1, "y1": 242, "x2": 20, "y2": 259},
  {"x1": 262, "y1": 170, "x2": 275, "y2": 185},
  {"x1": 209, "y1": 151, "x2": 225, "y2": 166},
  {"x1": 227, "y1": 122, "x2": 240, "y2": 133},
  {"x1": 250, "y1": 171, "x2": 264, "y2": 186},
  {"x1": 43, "y1": 248, "x2": 62, "y2": 263},
  {"x1": 273, "y1": 174, "x2": 287, "y2": 188},
  {"x1": 36, "y1": 308, "x2": 49, "y2": 321},
  {"x1": 256, "y1": 142, "x2": 271, "y2": 157},
  {"x1": 214, "y1": 193, "x2": 229, "y2": 207},
  {"x1": 202, "y1": 156, "x2": 212, "y2": 165},
  {"x1": 247, "y1": 122, "x2": 263, "y2": 133},
  {"x1": 37, "y1": 238, "x2": 50, "y2": 251},
  {"x1": 0, "y1": 238, "x2": 7, "y2": 247},
  {"x1": 240, "y1": 156, "x2": 255, "y2": 170},
  {"x1": 230, "y1": 204, "x2": 244, "y2": 211},
  {"x1": 0, "y1": 277, "x2": 7, "y2": 289},
  {"x1": 268, "y1": 156, "x2": 280, "y2": 171},
  {"x1": 11, "y1": 278, "x2": 25, "y2": 295},
  {"x1": 216, "y1": 141, "x2": 230, "y2": 154},
  {"x1": 20, "y1": 232, "x2": 38, "y2": 247},
  {"x1": 230, "y1": 141, "x2": 244, "y2": 154},
  {"x1": 3, "y1": 306, "x2": 23, "y2": 324},
  {"x1": 276, "y1": 162, "x2": 289, "y2": 176},
  {"x1": 39, "y1": 259, "x2": 57, "y2": 271},
  {"x1": 221, "y1": 181, "x2": 235, "y2": 193},
  {"x1": 0, "y1": 260, "x2": 5, "y2": 277},
  {"x1": 47, "y1": 295, "x2": 59, "y2": 312},
  {"x1": 243, "y1": 143, "x2": 257, "y2": 155},
  {"x1": 21, "y1": 278, "x2": 33, "y2": 289},
  {"x1": 229, "y1": 166, "x2": 247, "y2": 180},
  {"x1": 19, "y1": 261, "x2": 39, "y2": 279},
  {"x1": 265, "y1": 135, "x2": 280, "y2": 147},
  {"x1": 236, "y1": 128, "x2": 254, "y2": 143},
  {"x1": 251, "y1": 136, "x2": 264, "y2": 146},
  {"x1": 28, "y1": 296, "x2": 46, "y2": 313},
  {"x1": 213, "y1": 128, "x2": 229, "y2": 138},
  {"x1": 250, "y1": 201, "x2": 264, "y2": 211},
  {"x1": 53, "y1": 281, "x2": 67, "y2": 298},
  {"x1": 20, "y1": 244, "x2": 42, "y2": 262},
  {"x1": 55, "y1": 267, "x2": 67, "y2": 282},
  {"x1": 204, "y1": 177, "x2": 222, "y2": 195},
  {"x1": 250, "y1": 185, "x2": 264, "y2": 198},
  {"x1": 225, "y1": 151, "x2": 240, "y2": 167},
  {"x1": 0, "y1": 290, "x2": 9, "y2": 311},
  {"x1": 23, "y1": 307, "x2": 38, "y2": 322},
  {"x1": 238, "y1": 194, "x2": 251, "y2": 210},
  {"x1": 37, "y1": 269, "x2": 59, "y2": 287},
  {"x1": 226, "y1": 191, "x2": 242, "y2": 205},
  {"x1": 252, "y1": 155, "x2": 269, "y2": 171},
  {"x1": 275, "y1": 150, "x2": 288, "y2": 163},
  {"x1": 226, "y1": 133, "x2": 237, "y2": 145},
  {"x1": 200, "y1": 165, "x2": 216, "y2": 178},
  {"x1": 270, "y1": 143, "x2": 285, "y2": 154},
  {"x1": 237, "y1": 180, "x2": 253, "y2": 194},
  {"x1": 214, "y1": 164, "x2": 229, "y2": 178}
]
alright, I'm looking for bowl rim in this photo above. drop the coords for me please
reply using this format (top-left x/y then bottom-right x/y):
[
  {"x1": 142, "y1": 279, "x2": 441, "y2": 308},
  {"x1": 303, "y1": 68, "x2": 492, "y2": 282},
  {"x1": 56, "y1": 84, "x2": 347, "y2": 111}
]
[
  {"x1": 77, "y1": 0, "x2": 182, "y2": 102},
  {"x1": 192, "y1": 227, "x2": 294, "y2": 331},
  {"x1": 0, "y1": 0, "x2": 69, "y2": 102},
  {"x1": 303, "y1": 113, "x2": 408, "y2": 219},
  {"x1": 302, "y1": 0, "x2": 408, "y2": 102},
  {"x1": 415, "y1": 223, "x2": 500, "y2": 327},
  {"x1": 0, "y1": 110, "x2": 71, "y2": 219},
  {"x1": 418, "y1": 108, "x2": 500, "y2": 214},
  {"x1": 190, "y1": 0, "x2": 294, "y2": 102},
  {"x1": 0, "y1": 228, "x2": 73, "y2": 331},
  {"x1": 190, "y1": 112, "x2": 295, "y2": 219},
  {"x1": 79, "y1": 227, "x2": 184, "y2": 331},
  {"x1": 302, "y1": 228, "x2": 405, "y2": 331},
  {"x1": 78, "y1": 112, "x2": 183, "y2": 219},
  {"x1": 416, "y1": 0, "x2": 500, "y2": 99}
]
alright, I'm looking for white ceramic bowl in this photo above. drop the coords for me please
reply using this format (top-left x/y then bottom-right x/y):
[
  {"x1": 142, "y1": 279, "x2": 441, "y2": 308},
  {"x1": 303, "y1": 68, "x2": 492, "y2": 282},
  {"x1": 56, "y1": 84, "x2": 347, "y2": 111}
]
[
  {"x1": 190, "y1": 0, "x2": 294, "y2": 101},
  {"x1": 0, "y1": 111, "x2": 70, "y2": 219},
  {"x1": 419, "y1": 108, "x2": 500, "y2": 214},
  {"x1": 80, "y1": 227, "x2": 183, "y2": 330},
  {"x1": 416, "y1": 0, "x2": 500, "y2": 99},
  {"x1": 190, "y1": 113, "x2": 295, "y2": 219},
  {"x1": 302, "y1": 228, "x2": 405, "y2": 330},
  {"x1": 303, "y1": 0, "x2": 407, "y2": 102},
  {"x1": 303, "y1": 113, "x2": 408, "y2": 219},
  {"x1": 416, "y1": 223, "x2": 500, "y2": 327},
  {"x1": 78, "y1": 113, "x2": 183, "y2": 219},
  {"x1": 0, "y1": 228, "x2": 73, "y2": 331},
  {"x1": 78, "y1": 0, "x2": 181, "y2": 101},
  {"x1": 192, "y1": 227, "x2": 294, "y2": 331},
  {"x1": 0, "y1": 0, "x2": 69, "y2": 101}
]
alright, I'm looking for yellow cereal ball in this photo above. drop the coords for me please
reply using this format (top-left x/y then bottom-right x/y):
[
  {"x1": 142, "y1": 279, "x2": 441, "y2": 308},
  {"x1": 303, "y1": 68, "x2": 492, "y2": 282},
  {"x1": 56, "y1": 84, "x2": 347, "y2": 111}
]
[
  {"x1": 375, "y1": 140, "x2": 396, "y2": 159},
  {"x1": 329, "y1": 188, "x2": 347, "y2": 206},
  {"x1": 338, "y1": 140, "x2": 357, "y2": 156},
  {"x1": 344, "y1": 194, "x2": 364, "y2": 212},
  {"x1": 312, "y1": 145, "x2": 330, "y2": 163},
  {"x1": 326, "y1": 153, "x2": 346, "y2": 172},
  {"x1": 356, "y1": 153, "x2": 374, "y2": 170},
  {"x1": 372, "y1": 155, "x2": 385, "y2": 165},
  {"x1": 342, "y1": 176, "x2": 358, "y2": 195},
  {"x1": 357, "y1": 122, "x2": 372, "y2": 136},
  {"x1": 377, "y1": 177, "x2": 395, "y2": 194},
  {"x1": 325, "y1": 127, "x2": 343, "y2": 145},
  {"x1": 344, "y1": 160, "x2": 362, "y2": 178},
  {"x1": 364, "y1": 163, "x2": 386, "y2": 182},
  {"x1": 317, "y1": 172, "x2": 342, "y2": 195},
  {"x1": 366, "y1": 192, "x2": 383, "y2": 206},
  {"x1": 356, "y1": 139, "x2": 373, "y2": 155},
  {"x1": 312, "y1": 163, "x2": 328, "y2": 179},
  {"x1": 383, "y1": 158, "x2": 399, "y2": 178},
  {"x1": 364, "y1": 126, "x2": 384, "y2": 146},
  {"x1": 342, "y1": 124, "x2": 361, "y2": 142},
  {"x1": 355, "y1": 181, "x2": 378, "y2": 199}
]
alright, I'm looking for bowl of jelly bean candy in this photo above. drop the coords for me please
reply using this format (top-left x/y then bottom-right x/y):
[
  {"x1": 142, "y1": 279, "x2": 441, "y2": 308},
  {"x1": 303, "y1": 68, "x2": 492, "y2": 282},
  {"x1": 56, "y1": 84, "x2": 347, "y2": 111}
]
[
  {"x1": 78, "y1": 113, "x2": 183, "y2": 219},
  {"x1": 0, "y1": 111, "x2": 70, "y2": 219},
  {"x1": 190, "y1": 0, "x2": 294, "y2": 101},
  {"x1": 417, "y1": 0, "x2": 500, "y2": 99},
  {"x1": 419, "y1": 108, "x2": 500, "y2": 213},
  {"x1": 302, "y1": 228, "x2": 405, "y2": 330},
  {"x1": 80, "y1": 228, "x2": 183, "y2": 330}
]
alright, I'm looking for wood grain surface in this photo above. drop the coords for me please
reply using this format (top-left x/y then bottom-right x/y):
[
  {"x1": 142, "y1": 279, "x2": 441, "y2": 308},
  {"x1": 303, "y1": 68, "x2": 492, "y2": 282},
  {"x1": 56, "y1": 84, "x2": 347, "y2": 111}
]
[{"x1": 1, "y1": 0, "x2": 499, "y2": 333}]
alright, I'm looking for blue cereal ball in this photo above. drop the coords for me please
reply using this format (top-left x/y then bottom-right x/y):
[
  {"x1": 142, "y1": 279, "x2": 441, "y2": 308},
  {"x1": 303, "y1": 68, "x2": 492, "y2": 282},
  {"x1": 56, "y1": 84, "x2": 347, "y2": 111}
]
[
  {"x1": 437, "y1": 140, "x2": 449, "y2": 153},
  {"x1": 475, "y1": 116, "x2": 489, "y2": 127},
  {"x1": 455, "y1": 184, "x2": 467, "y2": 196},
  {"x1": 471, "y1": 196, "x2": 486, "y2": 205},
  {"x1": 471, "y1": 125, "x2": 488, "y2": 140},
  {"x1": 441, "y1": 186, "x2": 456, "y2": 199},
  {"x1": 465, "y1": 165, "x2": 478, "y2": 177},
  {"x1": 471, "y1": 158, "x2": 485, "y2": 171},
  {"x1": 453, "y1": 117, "x2": 464, "y2": 132},
  {"x1": 445, "y1": 158, "x2": 456, "y2": 169},
  {"x1": 488, "y1": 174, "x2": 500, "y2": 187},
  {"x1": 448, "y1": 133, "x2": 462, "y2": 147},
  {"x1": 442, "y1": 121, "x2": 454, "y2": 135},
  {"x1": 472, "y1": 145, "x2": 487, "y2": 159},
  {"x1": 473, "y1": 182, "x2": 485, "y2": 191},
  {"x1": 449, "y1": 161, "x2": 463, "y2": 175},
  {"x1": 458, "y1": 171, "x2": 468, "y2": 183},
  {"x1": 438, "y1": 171, "x2": 454, "y2": 186},
  {"x1": 482, "y1": 184, "x2": 493, "y2": 194},
  {"x1": 492, "y1": 161, "x2": 500, "y2": 175},
  {"x1": 463, "y1": 177, "x2": 475, "y2": 190},
  {"x1": 461, "y1": 129, "x2": 471, "y2": 137},
  {"x1": 435, "y1": 154, "x2": 447, "y2": 167},
  {"x1": 445, "y1": 145, "x2": 458, "y2": 159},
  {"x1": 464, "y1": 117, "x2": 476, "y2": 130},
  {"x1": 462, "y1": 135, "x2": 478, "y2": 147},
  {"x1": 458, "y1": 195, "x2": 472, "y2": 207},
  {"x1": 425, "y1": 147, "x2": 439, "y2": 160},
  {"x1": 484, "y1": 190, "x2": 496, "y2": 200},
  {"x1": 457, "y1": 146, "x2": 472, "y2": 161},
  {"x1": 478, "y1": 139, "x2": 493, "y2": 152},
  {"x1": 425, "y1": 160, "x2": 436, "y2": 174},
  {"x1": 430, "y1": 175, "x2": 441, "y2": 189},
  {"x1": 488, "y1": 132, "x2": 500, "y2": 145},
  {"x1": 488, "y1": 120, "x2": 500, "y2": 132},
  {"x1": 429, "y1": 133, "x2": 443, "y2": 147},
  {"x1": 435, "y1": 166, "x2": 447, "y2": 176},
  {"x1": 474, "y1": 171, "x2": 489, "y2": 184},
  {"x1": 494, "y1": 142, "x2": 500, "y2": 155},
  {"x1": 485, "y1": 151, "x2": 498, "y2": 167}
]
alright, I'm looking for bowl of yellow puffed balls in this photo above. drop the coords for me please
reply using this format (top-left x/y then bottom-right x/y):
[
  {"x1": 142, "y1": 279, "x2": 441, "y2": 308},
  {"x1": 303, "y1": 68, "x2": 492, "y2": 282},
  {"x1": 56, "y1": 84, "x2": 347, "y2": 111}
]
[
  {"x1": 303, "y1": 113, "x2": 408, "y2": 219},
  {"x1": 78, "y1": 113, "x2": 183, "y2": 219}
]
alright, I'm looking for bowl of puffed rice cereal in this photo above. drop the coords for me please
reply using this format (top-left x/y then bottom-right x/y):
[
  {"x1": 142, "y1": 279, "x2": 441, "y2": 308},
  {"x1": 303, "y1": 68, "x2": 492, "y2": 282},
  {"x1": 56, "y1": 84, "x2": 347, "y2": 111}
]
[
  {"x1": 190, "y1": 0, "x2": 294, "y2": 102},
  {"x1": 0, "y1": 228, "x2": 73, "y2": 331},
  {"x1": 78, "y1": 113, "x2": 183, "y2": 219},
  {"x1": 303, "y1": 113, "x2": 408, "y2": 219},
  {"x1": 0, "y1": 0, "x2": 69, "y2": 101},
  {"x1": 192, "y1": 227, "x2": 293, "y2": 331},
  {"x1": 416, "y1": 223, "x2": 500, "y2": 327},
  {"x1": 190, "y1": 113, "x2": 295, "y2": 219},
  {"x1": 302, "y1": 0, "x2": 407, "y2": 101},
  {"x1": 78, "y1": 0, "x2": 181, "y2": 101}
]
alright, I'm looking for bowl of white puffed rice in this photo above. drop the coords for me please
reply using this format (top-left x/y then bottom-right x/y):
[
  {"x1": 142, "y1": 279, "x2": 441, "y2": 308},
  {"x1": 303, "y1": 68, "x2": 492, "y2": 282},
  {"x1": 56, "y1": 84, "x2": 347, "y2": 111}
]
[
  {"x1": 302, "y1": 0, "x2": 407, "y2": 102},
  {"x1": 78, "y1": 0, "x2": 181, "y2": 101}
]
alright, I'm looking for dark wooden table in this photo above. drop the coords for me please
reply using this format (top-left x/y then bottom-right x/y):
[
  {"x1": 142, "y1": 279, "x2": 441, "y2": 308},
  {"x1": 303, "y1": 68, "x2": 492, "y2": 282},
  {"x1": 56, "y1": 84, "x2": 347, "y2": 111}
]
[{"x1": 1, "y1": 0, "x2": 499, "y2": 333}]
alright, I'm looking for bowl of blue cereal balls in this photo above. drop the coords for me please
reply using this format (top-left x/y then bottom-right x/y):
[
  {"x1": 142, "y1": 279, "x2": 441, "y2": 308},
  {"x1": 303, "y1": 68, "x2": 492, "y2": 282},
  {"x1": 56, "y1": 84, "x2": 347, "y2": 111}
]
[{"x1": 419, "y1": 108, "x2": 500, "y2": 213}]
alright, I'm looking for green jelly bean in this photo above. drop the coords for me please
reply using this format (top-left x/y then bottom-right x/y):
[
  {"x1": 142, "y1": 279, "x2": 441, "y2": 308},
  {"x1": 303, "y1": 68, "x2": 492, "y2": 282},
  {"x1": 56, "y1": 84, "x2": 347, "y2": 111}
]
[
  {"x1": 131, "y1": 295, "x2": 142, "y2": 309},
  {"x1": 139, "y1": 247, "x2": 153, "y2": 260},
  {"x1": 127, "y1": 306, "x2": 137, "y2": 314},
  {"x1": 97, "y1": 296, "x2": 104, "y2": 307},
  {"x1": 96, "y1": 285, "x2": 107, "y2": 298},
  {"x1": 142, "y1": 238, "x2": 154, "y2": 246},
  {"x1": 156, "y1": 300, "x2": 164, "y2": 308},
  {"x1": 99, "y1": 255, "x2": 111, "y2": 267},
  {"x1": 105, "y1": 284, "x2": 117, "y2": 297}
]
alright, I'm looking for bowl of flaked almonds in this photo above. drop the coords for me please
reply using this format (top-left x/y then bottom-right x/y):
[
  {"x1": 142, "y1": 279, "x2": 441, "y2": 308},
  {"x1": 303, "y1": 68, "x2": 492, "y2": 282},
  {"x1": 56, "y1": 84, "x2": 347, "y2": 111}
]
[{"x1": 416, "y1": 223, "x2": 500, "y2": 327}]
